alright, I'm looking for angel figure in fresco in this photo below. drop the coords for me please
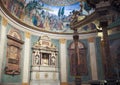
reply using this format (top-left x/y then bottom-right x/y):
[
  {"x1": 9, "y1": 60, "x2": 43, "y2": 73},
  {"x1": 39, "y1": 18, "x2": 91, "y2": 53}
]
[{"x1": 44, "y1": 16, "x2": 50, "y2": 30}]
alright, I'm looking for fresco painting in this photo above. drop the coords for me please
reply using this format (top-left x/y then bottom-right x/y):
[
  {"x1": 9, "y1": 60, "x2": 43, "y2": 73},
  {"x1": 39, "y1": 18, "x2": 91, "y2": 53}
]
[{"x1": 2, "y1": 0, "x2": 95, "y2": 33}]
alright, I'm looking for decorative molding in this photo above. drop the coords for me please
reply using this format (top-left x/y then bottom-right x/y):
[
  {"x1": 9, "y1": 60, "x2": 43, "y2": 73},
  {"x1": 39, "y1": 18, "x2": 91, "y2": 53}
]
[
  {"x1": 59, "y1": 38, "x2": 66, "y2": 44},
  {"x1": 7, "y1": 35, "x2": 24, "y2": 44},
  {"x1": 2, "y1": 17, "x2": 8, "y2": 26},
  {"x1": 88, "y1": 37, "x2": 95, "y2": 42},
  {"x1": 25, "y1": 32, "x2": 31, "y2": 38}
]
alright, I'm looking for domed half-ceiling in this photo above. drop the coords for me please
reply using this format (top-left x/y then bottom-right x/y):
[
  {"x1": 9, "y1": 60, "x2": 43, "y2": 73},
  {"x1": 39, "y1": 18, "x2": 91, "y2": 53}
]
[
  {"x1": 2, "y1": 0, "x2": 96, "y2": 33},
  {"x1": 41, "y1": 0, "x2": 80, "y2": 6}
]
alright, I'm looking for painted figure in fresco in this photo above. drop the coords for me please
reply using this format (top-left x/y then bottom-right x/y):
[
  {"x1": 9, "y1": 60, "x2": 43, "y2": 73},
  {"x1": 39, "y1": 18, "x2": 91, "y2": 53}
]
[
  {"x1": 44, "y1": 16, "x2": 50, "y2": 30},
  {"x1": 3, "y1": 0, "x2": 94, "y2": 33},
  {"x1": 37, "y1": 15, "x2": 44, "y2": 28},
  {"x1": 57, "y1": 20, "x2": 63, "y2": 30},
  {"x1": 49, "y1": 17, "x2": 54, "y2": 30},
  {"x1": 32, "y1": 14, "x2": 38, "y2": 26}
]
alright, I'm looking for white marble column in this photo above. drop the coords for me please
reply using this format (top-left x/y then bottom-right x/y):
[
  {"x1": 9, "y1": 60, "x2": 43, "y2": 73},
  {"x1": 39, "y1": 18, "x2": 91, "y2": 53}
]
[
  {"x1": 0, "y1": 17, "x2": 7, "y2": 82},
  {"x1": 22, "y1": 32, "x2": 31, "y2": 85},
  {"x1": 59, "y1": 39, "x2": 68, "y2": 85},
  {"x1": 88, "y1": 37, "x2": 98, "y2": 80}
]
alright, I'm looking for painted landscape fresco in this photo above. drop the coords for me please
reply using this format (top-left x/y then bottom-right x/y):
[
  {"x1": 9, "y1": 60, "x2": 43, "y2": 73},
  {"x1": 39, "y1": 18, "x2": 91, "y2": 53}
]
[{"x1": 2, "y1": 0, "x2": 96, "y2": 33}]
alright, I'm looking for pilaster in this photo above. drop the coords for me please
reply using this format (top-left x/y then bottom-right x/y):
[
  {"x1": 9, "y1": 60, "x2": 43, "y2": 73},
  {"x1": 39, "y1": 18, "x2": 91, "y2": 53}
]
[
  {"x1": 0, "y1": 17, "x2": 7, "y2": 82},
  {"x1": 59, "y1": 38, "x2": 67, "y2": 83},
  {"x1": 88, "y1": 37, "x2": 98, "y2": 80},
  {"x1": 22, "y1": 32, "x2": 31, "y2": 85}
]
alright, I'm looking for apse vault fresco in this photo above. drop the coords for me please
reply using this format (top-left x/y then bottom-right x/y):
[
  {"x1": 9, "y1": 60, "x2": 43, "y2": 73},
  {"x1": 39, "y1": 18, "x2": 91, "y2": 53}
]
[
  {"x1": 41, "y1": 0, "x2": 80, "y2": 6},
  {"x1": 2, "y1": 0, "x2": 96, "y2": 33}
]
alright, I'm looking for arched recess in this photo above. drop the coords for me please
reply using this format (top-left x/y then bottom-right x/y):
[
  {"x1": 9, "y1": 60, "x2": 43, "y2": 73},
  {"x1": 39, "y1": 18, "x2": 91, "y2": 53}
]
[
  {"x1": 68, "y1": 41, "x2": 88, "y2": 76},
  {"x1": 5, "y1": 28, "x2": 24, "y2": 76}
]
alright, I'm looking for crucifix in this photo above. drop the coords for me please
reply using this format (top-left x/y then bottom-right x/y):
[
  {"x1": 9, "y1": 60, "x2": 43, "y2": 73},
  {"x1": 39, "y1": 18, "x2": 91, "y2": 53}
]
[{"x1": 73, "y1": 28, "x2": 81, "y2": 85}]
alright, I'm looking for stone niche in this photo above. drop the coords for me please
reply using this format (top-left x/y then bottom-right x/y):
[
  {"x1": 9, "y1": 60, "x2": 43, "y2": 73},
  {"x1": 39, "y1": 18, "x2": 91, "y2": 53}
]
[{"x1": 30, "y1": 35, "x2": 60, "y2": 85}]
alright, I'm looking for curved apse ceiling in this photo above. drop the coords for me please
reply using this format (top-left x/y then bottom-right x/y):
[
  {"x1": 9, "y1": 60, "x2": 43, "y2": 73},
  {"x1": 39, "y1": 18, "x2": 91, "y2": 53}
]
[
  {"x1": 41, "y1": 0, "x2": 80, "y2": 6},
  {"x1": 2, "y1": 0, "x2": 96, "y2": 33}
]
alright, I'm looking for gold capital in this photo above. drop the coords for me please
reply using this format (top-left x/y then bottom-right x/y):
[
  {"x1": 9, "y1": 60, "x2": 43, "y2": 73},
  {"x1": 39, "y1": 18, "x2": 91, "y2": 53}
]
[
  {"x1": 25, "y1": 32, "x2": 31, "y2": 38},
  {"x1": 2, "y1": 17, "x2": 8, "y2": 26},
  {"x1": 36, "y1": 72, "x2": 40, "y2": 79},
  {"x1": 61, "y1": 82, "x2": 68, "y2": 85},
  {"x1": 22, "y1": 83, "x2": 28, "y2": 85},
  {"x1": 88, "y1": 37, "x2": 95, "y2": 42},
  {"x1": 59, "y1": 38, "x2": 66, "y2": 44}
]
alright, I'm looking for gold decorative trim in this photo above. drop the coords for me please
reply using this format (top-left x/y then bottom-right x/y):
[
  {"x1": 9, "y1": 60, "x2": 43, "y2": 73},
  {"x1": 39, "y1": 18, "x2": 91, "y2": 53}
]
[
  {"x1": 25, "y1": 32, "x2": 31, "y2": 38},
  {"x1": 101, "y1": 40, "x2": 104, "y2": 46},
  {"x1": 61, "y1": 82, "x2": 68, "y2": 85},
  {"x1": 36, "y1": 72, "x2": 40, "y2": 80},
  {"x1": 45, "y1": 73, "x2": 48, "y2": 78},
  {"x1": 75, "y1": 76, "x2": 81, "y2": 78},
  {"x1": 88, "y1": 37, "x2": 95, "y2": 42},
  {"x1": 53, "y1": 73, "x2": 56, "y2": 80},
  {"x1": 22, "y1": 83, "x2": 28, "y2": 85},
  {"x1": 2, "y1": 17, "x2": 8, "y2": 26},
  {"x1": 59, "y1": 38, "x2": 66, "y2": 44}
]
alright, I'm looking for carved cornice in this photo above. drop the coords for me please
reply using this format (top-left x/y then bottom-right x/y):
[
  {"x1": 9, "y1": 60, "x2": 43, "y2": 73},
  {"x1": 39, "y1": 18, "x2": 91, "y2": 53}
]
[
  {"x1": 7, "y1": 35, "x2": 24, "y2": 44},
  {"x1": 2, "y1": 17, "x2": 8, "y2": 26}
]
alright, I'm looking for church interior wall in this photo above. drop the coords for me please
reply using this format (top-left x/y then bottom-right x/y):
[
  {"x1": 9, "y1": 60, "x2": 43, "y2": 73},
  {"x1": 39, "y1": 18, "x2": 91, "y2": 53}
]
[
  {"x1": 1, "y1": 23, "x2": 25, "y2": 84},
  {"x1": 94, "y1": 37, "x2": 104, "y2": 80},
  {"x1": 0, "y1": 0, "x2": 120, "y2": 84},
  {"x1": 66, "y1": 39, "x2": 91, "y2": 83},
  {"x1": 0, "y1": 14, "x2": 105, "y2": 85},
  {"x1": 109, "y1": 31, "x2": 120, "y2": 79}
]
